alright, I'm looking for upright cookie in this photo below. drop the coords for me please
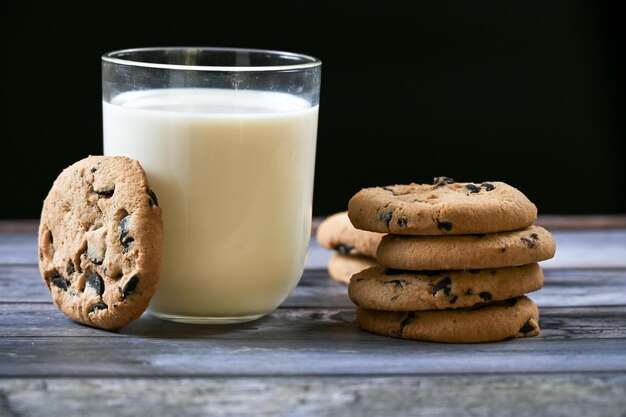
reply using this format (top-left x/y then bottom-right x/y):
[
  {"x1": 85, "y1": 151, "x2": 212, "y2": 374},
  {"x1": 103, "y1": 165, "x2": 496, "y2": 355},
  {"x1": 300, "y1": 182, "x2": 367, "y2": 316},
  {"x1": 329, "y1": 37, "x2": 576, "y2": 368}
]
[
  {"x1": 349, "y1": 264, "x2": 543, "y2": 311},
  {"x1": 38, "y1": 155, "x2": 163, "y2": 331},
  {"x1": 317, "y1": 211, "x2": 384, "y2": 258},
  {"x1": 377, "y1": 225, "x2": 555, "y2": 270},
  {"x1": 356, "y1": 296, "x2": 540, "y2": 343},
  {"x1": 348, "y1": 177, "x2": 537, "y2": 235},
  {"x1": 328, "y1": 252, "x2": 379, "y2": 285}
]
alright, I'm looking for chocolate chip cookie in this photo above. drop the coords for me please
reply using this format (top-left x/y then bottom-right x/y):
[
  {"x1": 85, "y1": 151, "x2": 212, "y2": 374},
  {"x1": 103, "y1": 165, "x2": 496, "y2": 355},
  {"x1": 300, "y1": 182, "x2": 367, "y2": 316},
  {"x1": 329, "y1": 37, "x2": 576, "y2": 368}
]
[
  {"x1": 317, "y1": 211, "x2": 384, "y2": 258},
  {"x1": 328, "y1": 252, "x2": 379, "y2": 285},
  {"x1": 348, "y1": 177, "x2": 537, "y2": 235},
  {"x1": 376, "y1": 225, "x2": 555, "y2": 270},
  {"x1": 356, "y1": 296, "x2": 540, "y2": 343},
  {"x1": 38, "y1": 155, "x2": 163, "y2": 331},
  {"x1": 349, "y1": 263, "x2": 543, "y2": 311}
]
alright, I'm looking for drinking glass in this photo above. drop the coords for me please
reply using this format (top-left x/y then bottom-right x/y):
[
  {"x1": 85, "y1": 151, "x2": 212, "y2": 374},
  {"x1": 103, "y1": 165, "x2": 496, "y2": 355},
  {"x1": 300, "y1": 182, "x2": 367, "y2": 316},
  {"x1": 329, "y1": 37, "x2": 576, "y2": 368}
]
[{"x1": 102, "y1": 47, "x2": 321, "y2": 323}]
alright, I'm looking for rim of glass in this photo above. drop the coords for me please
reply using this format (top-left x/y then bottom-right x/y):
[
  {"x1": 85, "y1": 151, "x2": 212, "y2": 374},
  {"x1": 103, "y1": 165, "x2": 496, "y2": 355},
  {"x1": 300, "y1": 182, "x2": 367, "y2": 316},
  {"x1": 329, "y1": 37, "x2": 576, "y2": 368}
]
[{"x1": 102, "y1": 47, "x2": 321, "y2": 72}]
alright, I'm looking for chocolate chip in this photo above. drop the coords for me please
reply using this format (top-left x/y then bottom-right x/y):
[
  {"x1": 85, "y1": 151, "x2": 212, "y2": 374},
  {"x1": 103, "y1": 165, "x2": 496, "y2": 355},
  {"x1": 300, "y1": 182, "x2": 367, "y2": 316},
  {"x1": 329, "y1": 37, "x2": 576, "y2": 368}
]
[
  {"x1": 51, "y1": 275, "x2": 70, "y2": 291},
  {"x1": 437, "y1": 221, "x2": 453, "y2": 232},
  {"x1": 503, "y1": 297, "x2": 518, "y2": 307},
  {"x1": 479, "y1": 291, "x2": 493, "y2": 301},
  {"x1": 397, "y1": 312, "x2": 415, "y2": 335},
  {"x1": 397, "y1": 217, "x2": 407, "y2": 227},
  {"x1": 90, "y1": 167, "x2": 97, "y2": 173},
  {"x1": 530, "y1": 233, "x2": 539, "y2": 239},
  {"x1": 464, "y1": 184, "x2": 480, "y2": 194},
  {"x1": 120, "y1": 215, "x2": 130, "y2": 235},
  {"x1": 90, "y1": 303, "x2": 108, "y2": 313},
  {"x1": 449, "y1": 296, "x2": 458, "y2": 304},
  {"x1": 382, "y1": 186, "x2": 400, "y2": 196},
  {"x1": 87, "y1": 273, "x2": 104, "y2": 296},
  {"x1": 468, "y1": 303, "x2": 490, "y2": 311},
  {"x1": 481, "y1": 183, "x2": 495, "y2": 191},
  {"x1": 384, "y1": 279, "x2": 404, "y2": 289},
  {"x1": 433, "y1": 176, "x2": 455, "y2": 187},
  {"x1": 120, "y1": 215, "x2": 134, "y2": 250},
  {"x1": 432, "y1": 277, "x2": 452, "y2": 296},
  {"x1": 377, "y1": 207, "x2": 393, "y2": 228},
  {"x1": 95, "y1": 187, "x2": 115, "y2": 197},
  {"x1": 121, "y1": 275, "x2": 139, "y2": 298},
  {"x1": 519, "y1": 319, "x2": 536, "y2": 334},
  {"x1": 66, "y1": 261, "x2": 75, "y2": 276},
  {"x1": 419, "y1": 270, "x2": 444, "y2": 277},
  {"x1": 500, "y1": 247, "x2": 506, "y2": 253},
  {"x1": 521, "y1": 236, "x2": 539, "y2": 249},
  {"x1": 334, "y1": 243, "x2": 354, "y2": 255},
  {"x1": 465, "y1": 289, "x2": 473, "y2": 295},
  {"x1": 147, "y1": 188, "x2": 159, "y2": 207}
]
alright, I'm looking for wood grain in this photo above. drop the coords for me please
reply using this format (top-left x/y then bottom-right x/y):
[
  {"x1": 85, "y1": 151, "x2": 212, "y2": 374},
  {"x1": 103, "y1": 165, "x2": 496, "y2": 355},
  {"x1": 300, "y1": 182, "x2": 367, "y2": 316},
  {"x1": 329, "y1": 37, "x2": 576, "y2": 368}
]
[
  {"x1": 2, "y1": 264, "x2": 625, "y2": 308},
  {"x1": 1, "y1": 336, "x2": 625, "y2": 378},
  {"x1": 1, "y1": 306, "x2": 625, "y2": 377},
  {"x1": 0, "y1": 220, "x2": 38, "y2": 234},
  {"x1": 6, "y1": 228, "x2": 626, "y2": 269},
  {"x1": 0, "y1": 234, "x2": 38, "y2": 265},
  {"x1": 1, "y1": 374, "x2": 625, "y2": 417},
  {"x1": 1, "y1": 220, "x2": 625, "y2": 415},
  {"x1": 6, "y1": 214, "x2": 626, "y2": 236},
  {"x1": 536, "y1": 214, "x2": 626, "y2": 230},
  {"x1": 2, "y1": 303, "x2": 626, "y2": 340}
]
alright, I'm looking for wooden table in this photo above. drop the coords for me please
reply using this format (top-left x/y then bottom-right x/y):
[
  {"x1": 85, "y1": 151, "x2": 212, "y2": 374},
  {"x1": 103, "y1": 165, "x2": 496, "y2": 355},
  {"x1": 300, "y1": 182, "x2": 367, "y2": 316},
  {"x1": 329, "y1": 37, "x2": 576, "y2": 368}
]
[{"x1": 1, "y1": 217, "x2": 626, "y2": 417}]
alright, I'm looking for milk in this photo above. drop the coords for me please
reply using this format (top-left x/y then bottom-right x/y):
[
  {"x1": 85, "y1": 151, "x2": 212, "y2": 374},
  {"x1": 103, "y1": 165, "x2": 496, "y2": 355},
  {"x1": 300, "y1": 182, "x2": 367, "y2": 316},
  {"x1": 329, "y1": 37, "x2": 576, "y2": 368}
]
[{"x1": 103, "y1": 89, "x2": 318, "y2": 320}]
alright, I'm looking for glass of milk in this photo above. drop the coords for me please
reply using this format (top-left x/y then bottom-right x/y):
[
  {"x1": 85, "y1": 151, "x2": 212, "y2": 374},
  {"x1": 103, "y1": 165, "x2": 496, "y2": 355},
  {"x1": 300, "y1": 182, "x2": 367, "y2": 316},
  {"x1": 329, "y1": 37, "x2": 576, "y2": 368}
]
[{"x1": 102, "y1": 47, "x2": 321, "y2": 324}]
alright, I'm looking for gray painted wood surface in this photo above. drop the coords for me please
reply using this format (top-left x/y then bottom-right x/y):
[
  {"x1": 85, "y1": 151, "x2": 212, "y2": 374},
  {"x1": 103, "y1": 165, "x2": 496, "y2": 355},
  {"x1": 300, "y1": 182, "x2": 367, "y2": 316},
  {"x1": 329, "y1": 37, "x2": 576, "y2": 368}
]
[
  {"x1": 2, "y1": 375, "x2": 625, "y2": 417},
  {"x1": 4, "y1": 227, "x2": 626, "y2": 269},
  {"x1": 4, "y1": 265, "x2": 626, "y2": 307},
  {"x1": 1, "y1": 220, "x2": 625, "y2": 416}
]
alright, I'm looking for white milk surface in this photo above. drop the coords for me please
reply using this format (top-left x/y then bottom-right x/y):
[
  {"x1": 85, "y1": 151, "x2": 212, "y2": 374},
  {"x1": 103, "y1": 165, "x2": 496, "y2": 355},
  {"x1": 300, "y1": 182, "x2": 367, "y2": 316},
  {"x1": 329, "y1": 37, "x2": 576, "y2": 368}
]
[{"x1": 103, "y1": 89, "x2": 318, "y2": 318}]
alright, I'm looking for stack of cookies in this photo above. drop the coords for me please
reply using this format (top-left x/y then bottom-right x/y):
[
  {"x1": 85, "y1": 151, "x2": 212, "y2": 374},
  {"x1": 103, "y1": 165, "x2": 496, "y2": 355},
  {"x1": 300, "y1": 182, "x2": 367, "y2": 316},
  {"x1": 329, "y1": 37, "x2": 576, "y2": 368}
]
[
  {"x1": 346, "y1": 177, "x2": 556, "y2": 343},
  {"x1": 317, "y1": 212, "x2": 383, "y2": 284}
]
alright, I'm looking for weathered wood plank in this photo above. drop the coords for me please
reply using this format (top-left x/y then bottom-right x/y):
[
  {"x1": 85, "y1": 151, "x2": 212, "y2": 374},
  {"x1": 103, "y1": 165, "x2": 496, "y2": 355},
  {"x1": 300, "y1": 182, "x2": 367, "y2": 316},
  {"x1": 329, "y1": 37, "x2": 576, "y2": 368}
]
[
  {"x1": 0, "y1": 265, "x2": 46, "y2": 303},
  {"x1": 1, "y1": 304, "x2": 625, "y2": 340},
  {"x1": 2, "y1": 264, "x2": 625, "y2": 308},
  {"x1": 541, "y1": 230, "x2": 626, "y2": 269},
  {"x1": 1, "y1": 306, "x2": 625, "y2": 377},
  {"x1": 7, "y1": 214, "x2": 626, "y2": 235},
  {"x1": 536, "y1": 214, "x2": 626, "y2": 229},
  {"x1": 0, "y1": 265, "x2": 354, "y2": 307},
  {"x1": 1, "y1": 374, "x2": 625, "y2": 417},
  {"x1": 314, "y1": 230, "x2": 626, "y2": 270},
  {"x1": 9, "y1": 215, "x2": 626, "y2": 236},
  {"x1": 4, "y1": 229, "x2": 626, "y2": 269},
  {"x1": 0, "y1": 336, "x2": 624, "y2": 377},
  {"x1": 0, "y1": 220, "x2": 38, "y2": 234},
  {"x1": 0, "y1": 234, "x2": 38, "y2": 265}
]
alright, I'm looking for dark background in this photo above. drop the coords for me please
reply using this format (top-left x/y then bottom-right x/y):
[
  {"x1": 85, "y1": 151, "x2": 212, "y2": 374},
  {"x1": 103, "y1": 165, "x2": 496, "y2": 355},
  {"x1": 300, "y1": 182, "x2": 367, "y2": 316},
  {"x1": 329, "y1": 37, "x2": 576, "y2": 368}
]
[{"x1": 1, "y1": 1, "x2": 624, "y2": 218}]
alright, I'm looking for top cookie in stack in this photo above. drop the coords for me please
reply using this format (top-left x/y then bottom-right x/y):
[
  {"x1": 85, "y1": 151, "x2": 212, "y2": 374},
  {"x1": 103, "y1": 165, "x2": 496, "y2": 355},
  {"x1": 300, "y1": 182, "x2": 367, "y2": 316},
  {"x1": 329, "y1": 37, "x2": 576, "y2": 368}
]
[
  {"x1": 347, "y1": 177, "x2": 556, "y2": 343},
  {"x1": 348, "y1": 176, "x2": 537, "y2": 236}
]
